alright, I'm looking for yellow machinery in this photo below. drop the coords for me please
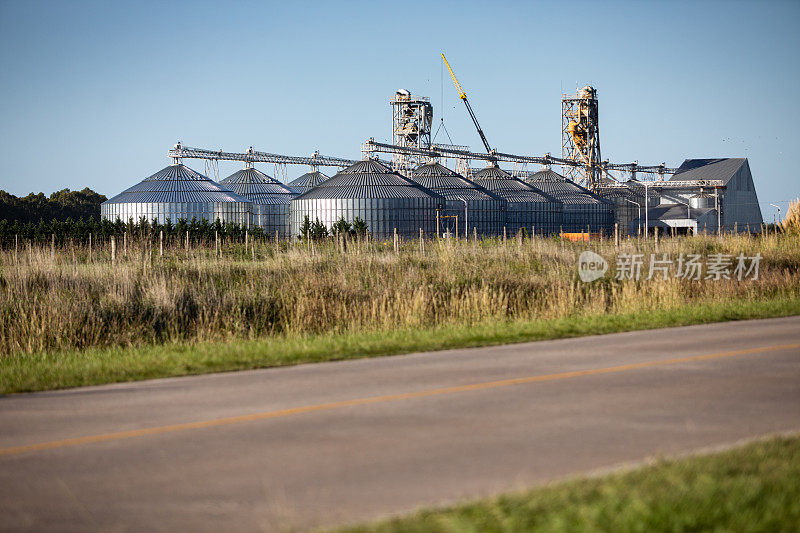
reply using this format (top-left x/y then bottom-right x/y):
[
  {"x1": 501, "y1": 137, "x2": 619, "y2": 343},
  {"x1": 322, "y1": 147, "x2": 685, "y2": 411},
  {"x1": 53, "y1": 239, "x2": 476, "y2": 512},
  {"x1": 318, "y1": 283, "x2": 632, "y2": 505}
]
[
  {"x1": 562, "y1": 86, "x2": 602, "y2": 190},
  {"x1": 442, "y1": 53, "x2": 493, "y2": 156}
]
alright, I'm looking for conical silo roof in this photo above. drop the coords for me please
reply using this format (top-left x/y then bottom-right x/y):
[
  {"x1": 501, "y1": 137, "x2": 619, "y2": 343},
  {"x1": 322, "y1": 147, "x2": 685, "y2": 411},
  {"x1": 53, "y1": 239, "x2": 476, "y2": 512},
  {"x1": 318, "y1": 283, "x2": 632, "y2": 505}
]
[
  {"x1": 527, "y1": 169, "x2": 613, "y2": 206},
  {"x1": 288, "y1": 170, "x2": 330, "y2": 193},
  {"x1": 529, "y1": 168, "x2": 566, "y2": 183},
  {"x1": 103, "y1": 163, "x2": 251, "y2": 204},
  {"x1": 296, "y1": 159, "x2": 443, "y2": 200},
  {"x1": 411, "y1": 162, "x2": 505, "y2": 202},
  {"x1": 471, "y1": 164, "x2": 558, "y2": 203},
  {"x1": 221, "y1": 167, "x2": 298, "y2": 205}
]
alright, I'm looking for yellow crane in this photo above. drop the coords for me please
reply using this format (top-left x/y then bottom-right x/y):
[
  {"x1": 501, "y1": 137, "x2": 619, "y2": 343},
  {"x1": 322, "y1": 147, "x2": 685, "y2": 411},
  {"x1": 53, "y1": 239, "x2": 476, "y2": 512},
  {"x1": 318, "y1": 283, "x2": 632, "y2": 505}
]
[{"x1": 441, "y1": 53, "x2": 493, "y2": 155}]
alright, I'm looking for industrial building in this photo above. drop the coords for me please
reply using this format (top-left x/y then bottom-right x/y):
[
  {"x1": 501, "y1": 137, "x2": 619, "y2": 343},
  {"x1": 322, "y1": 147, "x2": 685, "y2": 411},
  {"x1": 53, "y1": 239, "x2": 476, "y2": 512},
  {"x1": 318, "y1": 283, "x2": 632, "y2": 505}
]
[
  {"x1": 220, "y1": 164, "x2": 298, "y2": 238},
  {"x1": 288, "y1": 170, "x2": 330, "y2": 193},
  {"x1": 623, "y1": 158, "x2": 762, "y2": 234},
  {"x1": 471, "y1": 164, "x2": 563, "y2": 235},
  {"x1": 411, "y1": 162, "x2": 506, "y2": 236},
  {"x1": 290, "y1": 159, "x2": 444, "y2": 239},
  {"x1": 101, "y1": 163, "x2": 251, "y2": 226},
  {"x1": 526, "y1": 169, "x2": 614, "y2": 234},
  {"x1": 665, "y1": 158, "x2": 762, "y2": 232}
]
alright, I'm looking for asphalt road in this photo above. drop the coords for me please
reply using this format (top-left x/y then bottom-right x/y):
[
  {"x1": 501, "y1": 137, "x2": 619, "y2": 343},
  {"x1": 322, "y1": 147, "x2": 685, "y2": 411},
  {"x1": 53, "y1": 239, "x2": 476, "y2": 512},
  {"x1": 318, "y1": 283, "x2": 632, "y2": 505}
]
[{"x1": 1, "y1": 316, "x2": 799, "y2": 532}]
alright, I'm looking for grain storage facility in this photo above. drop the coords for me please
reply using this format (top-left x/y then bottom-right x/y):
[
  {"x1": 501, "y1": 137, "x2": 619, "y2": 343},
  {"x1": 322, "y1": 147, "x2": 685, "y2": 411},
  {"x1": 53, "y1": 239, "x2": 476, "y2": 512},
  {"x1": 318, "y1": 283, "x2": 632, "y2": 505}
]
[
  {"x1": 288, "y1": 170, "x2": 330, "y2": 193},
  {"x1": 101, "y1": 163, "x2": 252, "y2": 226},
  {"x1": 220, "y1": 164, "x2": 298, "y2": 238},
  {"x1": 411, "y1": 162, "x2": 506, "y2": 236},
  {"x1": 470, "y1": 164, "x2": 563, "y2": 235},
  {"x1": 526, "y1": 168, "x2": 614, "y2": 234},
  {"x1": 290, "y1": 159, "x2": 444, "y2": 239}
]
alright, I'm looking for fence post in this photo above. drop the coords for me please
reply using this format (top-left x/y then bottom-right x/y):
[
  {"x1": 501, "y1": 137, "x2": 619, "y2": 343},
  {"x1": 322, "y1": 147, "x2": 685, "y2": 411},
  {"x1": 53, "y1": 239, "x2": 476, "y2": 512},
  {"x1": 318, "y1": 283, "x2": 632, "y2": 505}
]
[
  {"x1": 394, "y1": 227, "x2": 399, "y2": 254},
  {"x1": 614, "y1": 223, "x2": 619, "y2": 248},
  {"x1": 215, "y1": 230, "x2": 219, "y2": 258},
  {"x1": 655, "y1": 226, "x2": 660, "y2": 251},
  {"x1": 89, "y1": 233, "x2": 92, "y2": 262},
  {"x1": 419, "y1": 228, "x2": 424, "y2": 254},
  {"x1": 245, "y1": 230, "x2": 249, "y2": 255},
  {"x1": 124, "y1": 231, "x2": 128, "y2": 258},
  {"x1": 503, "y1": 226, "x2": 507, "y2": 243},
  {"x1": 14, "y1": 234, "x2": 18, "y2": 264},
  {"x1": 275, "y1": 230, "x2": 279, "y2": 255},
  {"x1": 185, "y1": 231, "x2": 189, "y2": 258},
  {"x1": 159, "y1": 230, "x2": 164, "y2": 257},
  {"x1": 111, "y1": 235, "x2": 116, "y2": 264}
]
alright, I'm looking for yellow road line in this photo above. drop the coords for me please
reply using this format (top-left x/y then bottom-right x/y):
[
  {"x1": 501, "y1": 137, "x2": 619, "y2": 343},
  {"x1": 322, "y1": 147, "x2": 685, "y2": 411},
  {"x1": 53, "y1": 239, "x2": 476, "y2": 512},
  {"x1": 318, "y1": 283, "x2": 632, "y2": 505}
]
[{"x1": 2, "y1": 342, "x2": 798, "y2": 458}]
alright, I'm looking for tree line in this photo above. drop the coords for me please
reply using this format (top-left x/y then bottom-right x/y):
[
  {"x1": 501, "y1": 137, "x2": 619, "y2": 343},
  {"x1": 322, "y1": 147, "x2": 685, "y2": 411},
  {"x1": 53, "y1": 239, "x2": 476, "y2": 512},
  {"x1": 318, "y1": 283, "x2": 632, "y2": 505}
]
[
  {"x1": 0, "y1": 188, "x2": 106, "y2": 225},
  {"x1": 297, "y1": 216, "x2": 368, "y2": 240},
  {"x1": 0, "y1": 215, "x2": 373, "y2": 244},
  {"x1": 0, "y1": 217, "x2": 270, "y2": 244}
]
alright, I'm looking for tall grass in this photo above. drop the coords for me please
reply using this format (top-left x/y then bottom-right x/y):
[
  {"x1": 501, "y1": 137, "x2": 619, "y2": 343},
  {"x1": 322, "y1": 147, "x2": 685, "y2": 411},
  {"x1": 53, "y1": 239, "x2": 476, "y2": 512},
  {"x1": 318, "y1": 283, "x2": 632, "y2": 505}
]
[{"x1": 1, "y1": 232, "x2": 799, "y2": 357}]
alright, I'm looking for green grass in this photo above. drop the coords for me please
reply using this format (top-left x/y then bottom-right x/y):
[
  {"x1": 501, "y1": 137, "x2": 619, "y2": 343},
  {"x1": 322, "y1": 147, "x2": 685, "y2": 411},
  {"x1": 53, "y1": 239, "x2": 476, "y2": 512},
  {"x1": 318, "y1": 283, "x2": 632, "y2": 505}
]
[
  {"x1": 2, "y1": 295, "x2": 798, "y2": 394},
  {"x1": 339, "y1": 435, "x2": 800, "y2": 533}
]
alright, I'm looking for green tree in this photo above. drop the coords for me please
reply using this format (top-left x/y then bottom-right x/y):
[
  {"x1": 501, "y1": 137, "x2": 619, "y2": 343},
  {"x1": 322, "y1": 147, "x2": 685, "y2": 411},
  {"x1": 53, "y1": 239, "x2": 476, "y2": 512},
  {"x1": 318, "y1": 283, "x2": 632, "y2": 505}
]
[
  {"x1": 331, "y1": 217, "x2": 353, "y2": 237},
  {"x1": 310, "y1": 218, "x2": 329, "y2": 240},
  {"x1": 298, "y1": 215, "x2": 312, "y2": 241},
  {"x1": 352, "y1": 217, "x2": 368, "y2": 237}
]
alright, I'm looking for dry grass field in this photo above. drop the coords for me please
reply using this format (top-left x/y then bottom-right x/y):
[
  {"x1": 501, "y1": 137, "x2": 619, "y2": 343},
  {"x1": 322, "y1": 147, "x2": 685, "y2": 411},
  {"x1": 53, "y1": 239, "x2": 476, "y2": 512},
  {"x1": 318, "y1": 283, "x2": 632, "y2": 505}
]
[{"x1": 1, "y1": 231, "x2": 798, "y2": 358}]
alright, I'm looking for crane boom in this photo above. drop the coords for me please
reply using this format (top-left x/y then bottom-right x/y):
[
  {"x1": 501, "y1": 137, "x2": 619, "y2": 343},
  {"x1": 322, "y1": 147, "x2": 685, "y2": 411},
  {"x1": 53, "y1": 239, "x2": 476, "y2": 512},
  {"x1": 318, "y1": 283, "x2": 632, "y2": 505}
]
[
  {"x1": 442, "y1": 53, "x2": 466, "y2": 100},
  {"x1": 441, "y1": 53, "x2": 493, "y2": 156}
]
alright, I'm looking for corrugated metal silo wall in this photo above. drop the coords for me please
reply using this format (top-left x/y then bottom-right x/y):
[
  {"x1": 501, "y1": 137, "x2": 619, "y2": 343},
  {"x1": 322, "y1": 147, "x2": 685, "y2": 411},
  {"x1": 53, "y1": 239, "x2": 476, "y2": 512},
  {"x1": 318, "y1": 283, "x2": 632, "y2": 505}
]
[
  {"x1": 290, "y1": 197, "x2": 440, "y2": 240},
  {"x1": 102, "y1": 202, "x2": 251, "y2": 226},
  {"x1": 500, "y1": 198, "x2": 563, "y2": 235},
  {"x1": 251, "y1": 203, "x2": 291, "y2": 238},
  {"x1": 437, "y1": 197, "x2": 505, "y2": 237}
]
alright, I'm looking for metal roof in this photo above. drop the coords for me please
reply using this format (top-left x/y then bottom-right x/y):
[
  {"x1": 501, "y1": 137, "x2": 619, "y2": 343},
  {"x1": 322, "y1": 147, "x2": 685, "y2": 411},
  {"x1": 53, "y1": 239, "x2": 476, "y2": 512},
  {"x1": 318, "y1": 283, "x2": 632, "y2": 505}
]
[
  {"x1": 103, "y1": 164, "x2": 252, "y2": 205},
  {"x1": 471, "y1": 165, "x2": 561, "y2": 204},
  {"x1": 221, "y1": 167, "x2": 298, "y2": 205},
  {"x1": 527, "y1": 169, "x2": 613, "y2": 205},
  {"x1": 412, "y1": 162, "x2": 505, "y2": 202},
  {"x1": 288, "y1": 171, "x2": 330, "y2": 193},
  {"x1": 670, "y1": 158, "x2": 746, "y2": 183},
  {"x1": 527, "y1": 168, "x2": 566, "y2": 182},
  {"x1": 295, "y1": 159, "x2": 444, "y2": 200}
]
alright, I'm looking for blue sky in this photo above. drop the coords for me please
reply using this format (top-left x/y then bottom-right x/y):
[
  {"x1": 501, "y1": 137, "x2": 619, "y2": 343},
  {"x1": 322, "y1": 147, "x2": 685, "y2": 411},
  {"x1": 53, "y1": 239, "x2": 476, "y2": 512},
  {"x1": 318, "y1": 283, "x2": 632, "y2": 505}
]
[{"x1": 1, "y1": 0, "x2": 798, "y2": 220}]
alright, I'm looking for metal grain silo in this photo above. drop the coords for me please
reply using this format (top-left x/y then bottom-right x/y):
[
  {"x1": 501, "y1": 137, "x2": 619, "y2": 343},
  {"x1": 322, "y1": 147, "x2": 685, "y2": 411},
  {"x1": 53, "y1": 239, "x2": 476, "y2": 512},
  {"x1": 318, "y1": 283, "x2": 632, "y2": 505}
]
[
  {"x1": 288, "y1": 170, "x2": 330, "y2": 194},
  {"x1": 221, "y1": 164, "x2": 298, "y2": 238},
  {"x1": 101, "y1": 163, "x2": 251, "y2": 226},
  {"x1": 526, "y1": 169, "x2": 615, "y2": 234},
  {"x1": 470, "y1": 164, "x2": 563, "y2": 235},
  {"x1": 290, "y1": 159, "x2": 444, "y2": 239},
  {"x1": 411, "y1": 162, "x2": 506, "y2": 237}
]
